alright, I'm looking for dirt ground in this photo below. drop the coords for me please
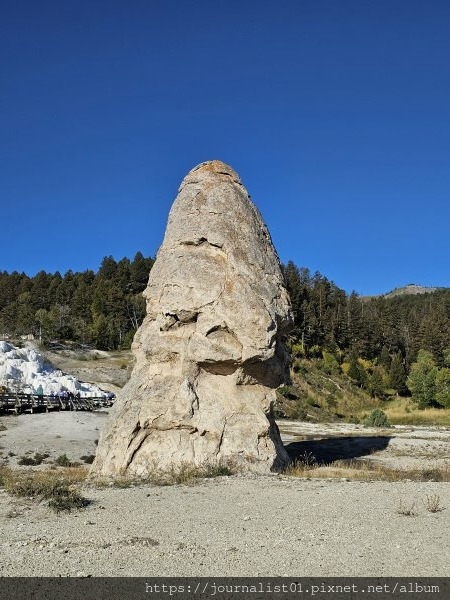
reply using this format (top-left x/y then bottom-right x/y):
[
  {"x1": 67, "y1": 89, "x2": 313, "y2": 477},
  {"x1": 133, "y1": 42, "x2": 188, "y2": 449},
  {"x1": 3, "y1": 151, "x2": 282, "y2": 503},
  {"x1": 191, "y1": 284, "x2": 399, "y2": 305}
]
[
  {"x1": 43, "y1": 348, "x2": 133, "y2": 394},
  {"x1": 279, "y1": 420, "x2": 450, "y2": 470},
  {"x1": 0, "y1": 411, "x2": 449, "y2": 577},
  {"x1": 2, "y1": 412, "x2": 449, "y2": 471},
  {"x1": 0, "y1": 410, "x2": 107, "y2": 468}
]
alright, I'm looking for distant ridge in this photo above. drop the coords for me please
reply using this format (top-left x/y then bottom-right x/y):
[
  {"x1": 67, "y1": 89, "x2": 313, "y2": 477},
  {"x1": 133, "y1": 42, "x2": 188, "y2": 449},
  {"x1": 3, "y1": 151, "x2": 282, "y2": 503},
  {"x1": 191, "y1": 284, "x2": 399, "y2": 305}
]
[{"x1": 384, "y1": 283, "x2": 440, "y2": 298}]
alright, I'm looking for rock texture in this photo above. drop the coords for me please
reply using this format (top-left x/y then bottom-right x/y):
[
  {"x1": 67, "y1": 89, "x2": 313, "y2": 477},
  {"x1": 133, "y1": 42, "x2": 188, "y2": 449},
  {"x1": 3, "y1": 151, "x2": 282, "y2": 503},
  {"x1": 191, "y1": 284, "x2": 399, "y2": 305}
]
[{"x1": 91, "y1": 160, "x2": 293, "y2": 477}]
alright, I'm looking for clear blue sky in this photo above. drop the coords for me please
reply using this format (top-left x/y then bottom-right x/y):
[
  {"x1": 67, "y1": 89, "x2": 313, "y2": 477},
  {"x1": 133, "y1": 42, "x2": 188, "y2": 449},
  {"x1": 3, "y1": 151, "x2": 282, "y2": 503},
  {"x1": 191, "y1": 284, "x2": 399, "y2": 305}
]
[{"x1": 1, "y1": 0, "x2": 449, "y2": 296}]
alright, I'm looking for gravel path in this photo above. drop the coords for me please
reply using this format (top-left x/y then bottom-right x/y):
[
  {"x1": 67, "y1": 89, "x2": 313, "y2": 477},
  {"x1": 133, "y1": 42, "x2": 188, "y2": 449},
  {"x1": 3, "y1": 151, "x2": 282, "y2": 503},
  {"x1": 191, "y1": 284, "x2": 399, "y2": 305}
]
[{"x1": 0, "y1": 475, "x2": 449, "y2": 577}]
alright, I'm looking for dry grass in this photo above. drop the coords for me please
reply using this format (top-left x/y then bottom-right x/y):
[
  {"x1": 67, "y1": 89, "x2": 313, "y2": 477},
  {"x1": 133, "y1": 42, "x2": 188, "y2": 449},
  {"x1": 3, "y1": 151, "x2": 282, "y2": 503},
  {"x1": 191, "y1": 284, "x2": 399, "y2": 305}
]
[
  {"x1": 396, "y1": 495, "x2": 445, "y2": 516},
  {"x1": 0, "y1": 465, "x2": 89, "y2": 512},
  {"x1": 396, "y1": 499, "x2": 418, "y2": 516},
  {"x1": 382, "y1": 399, "x2": 450, "y2": 426},
  {"x1": 284, "y1": 457, "x2": 450, "y2": 482},
  {"x1": 0, "y1": 465, "x2": 88, "y2": 488},
  {"x1": 94, "y1": 459, "x2": 237, "y2": 488},
  {"x1": 423, "y1": 494, "x2": 444, "y2": 513},
  {"x1": 150, "y1": 460, "x2": 236, "y2": 485}
]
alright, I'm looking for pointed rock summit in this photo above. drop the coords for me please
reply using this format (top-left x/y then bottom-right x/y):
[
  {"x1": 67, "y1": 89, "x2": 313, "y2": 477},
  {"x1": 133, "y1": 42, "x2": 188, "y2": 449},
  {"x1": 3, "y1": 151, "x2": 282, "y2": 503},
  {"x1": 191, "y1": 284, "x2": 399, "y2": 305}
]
[{"x1": 91, "y1": 160, "x2": 293, "y2": 477}]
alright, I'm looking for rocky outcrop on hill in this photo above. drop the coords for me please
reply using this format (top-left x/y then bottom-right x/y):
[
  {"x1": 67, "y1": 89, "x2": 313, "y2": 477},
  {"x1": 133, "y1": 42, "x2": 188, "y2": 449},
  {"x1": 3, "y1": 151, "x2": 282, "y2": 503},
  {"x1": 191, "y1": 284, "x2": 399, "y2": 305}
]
[{"x1": 91, "y1": 160, "x2": 292, "y2": 477}]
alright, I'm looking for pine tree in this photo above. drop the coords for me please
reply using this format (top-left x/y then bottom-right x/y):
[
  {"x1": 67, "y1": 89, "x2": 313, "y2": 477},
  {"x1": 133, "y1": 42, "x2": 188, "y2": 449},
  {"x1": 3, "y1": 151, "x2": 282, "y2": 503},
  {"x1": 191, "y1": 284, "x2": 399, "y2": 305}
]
[
  {"x1": 379, "y1": 345, "x2": 392, "y2": 370},
  {"x1": 347, "y1": 354, "x2": 367, "y2": 388},
  {"x1": 389, "y1": 352, "x2": 408, "y2": 395},
  {"x1": 130, "y1": 251, "x2": 153, "y2": 293}
]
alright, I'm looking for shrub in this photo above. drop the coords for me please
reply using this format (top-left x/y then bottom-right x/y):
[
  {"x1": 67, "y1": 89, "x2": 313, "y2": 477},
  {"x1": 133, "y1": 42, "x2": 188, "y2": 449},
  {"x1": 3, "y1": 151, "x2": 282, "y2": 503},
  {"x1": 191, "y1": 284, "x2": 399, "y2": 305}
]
[
  {"x1": 396, "y1": 499, "x2": 418, "y2": 516},
  {"x1": 348, "y1": 415, "x2": 360, "y2": 424},
  {"x1": 54, "y1": 454, "x2": 72, "y2": 467},
  {"x1": 325, "y1": 396, "x2": 337, "y2": 408},
  {"x1": 423, "y1": 494, "x2": 443, "y2": 513},
  {"x1": 321, "y1": 351, "x2": 340, "y2": 374},
  {"x1": 291, "y1": 343, "x2": 305, "y2": 358},
  {"x1": 18, "y1": 456, "x2": 37, "y2": 466},
  {"x1": 48, "y1": 487, "x2": 90, "y2": 513},
  {"x1": 80, "y1": 455, "x2": 96, "y2": 464},
  {"x1": 307, "y1": 345, "x2": 322, "y2": 358},
  {"x1": 0, "y1": 467, "x2": 89, "y2": 513},
  {"x1": 18, "y1": 452, "x2": 49, "y2": 466},
  {"x1": 364, "y1": 408, "x2": 392, "y2": 428},
  {"x1": 292, "y1": 359, "x2": 306, "y2": 374},
  {"x1": 306, "y1": 396, "x2": 316, "y2": 406}
]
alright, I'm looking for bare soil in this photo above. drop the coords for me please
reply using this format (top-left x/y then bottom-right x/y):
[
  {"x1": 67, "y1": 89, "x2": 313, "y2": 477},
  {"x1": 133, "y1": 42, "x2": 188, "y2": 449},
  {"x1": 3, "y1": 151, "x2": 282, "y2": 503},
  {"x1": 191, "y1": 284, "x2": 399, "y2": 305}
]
[
  {"x1": 43, "y1": 348, "x2": 133, "y2": 394},
  {"x1": 279, "y1": 420, "x2": 450, "y2": 470},
  {"x1": 0, "y1": 412, "x2": 449, "y2": 577},
  {"x1": 0, "y1": 411, "x2": 107, "y2": 468}
]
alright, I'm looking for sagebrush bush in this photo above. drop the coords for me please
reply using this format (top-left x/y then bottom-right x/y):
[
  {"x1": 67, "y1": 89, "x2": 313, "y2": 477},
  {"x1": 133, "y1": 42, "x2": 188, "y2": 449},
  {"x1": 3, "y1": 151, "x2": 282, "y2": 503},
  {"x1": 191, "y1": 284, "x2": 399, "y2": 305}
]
[
  {"x1": 364, "y1": 408, "x2": 392, "y2": 428},
  {"x1": 47, "y1": 487, "x2": 89, "y2": 513},
  {"x1": 18, "y1": 452, "x2": 49, "y2": 466},
  {"x1": 18, "y1": 456, "x2": 38, "y2": 466},
  {"x1": 54, "y1": 454, "x2": 79, "y2": 467}
]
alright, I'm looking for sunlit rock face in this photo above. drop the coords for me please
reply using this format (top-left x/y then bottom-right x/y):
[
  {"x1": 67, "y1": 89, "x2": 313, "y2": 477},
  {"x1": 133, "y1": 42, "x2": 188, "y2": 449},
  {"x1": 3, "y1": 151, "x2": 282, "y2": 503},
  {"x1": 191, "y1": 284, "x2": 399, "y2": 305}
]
[{"x1": 91, "y1": 160, "x2": 292, "y2": 477}]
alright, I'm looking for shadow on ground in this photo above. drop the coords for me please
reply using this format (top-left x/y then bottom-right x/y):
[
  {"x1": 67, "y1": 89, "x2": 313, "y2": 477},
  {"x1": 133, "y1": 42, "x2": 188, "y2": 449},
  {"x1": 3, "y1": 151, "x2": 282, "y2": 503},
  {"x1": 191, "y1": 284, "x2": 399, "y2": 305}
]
[{"x1": 284, "y1": 435, "x2": 393, "y2": 465}]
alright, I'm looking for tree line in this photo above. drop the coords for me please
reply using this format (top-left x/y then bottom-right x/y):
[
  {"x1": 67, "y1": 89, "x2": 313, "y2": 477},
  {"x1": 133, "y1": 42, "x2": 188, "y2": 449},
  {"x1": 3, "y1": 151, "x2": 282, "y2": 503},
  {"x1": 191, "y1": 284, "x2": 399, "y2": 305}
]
[
  {"x1": 283, "y1": 261, "x2": 450, "y2": 408},
  {"x1": 0, "y1": 252, "x2": 153, "y2": 351},
  {"x1": 0, "y1": 255, "x2": 449, "y2": 408}
]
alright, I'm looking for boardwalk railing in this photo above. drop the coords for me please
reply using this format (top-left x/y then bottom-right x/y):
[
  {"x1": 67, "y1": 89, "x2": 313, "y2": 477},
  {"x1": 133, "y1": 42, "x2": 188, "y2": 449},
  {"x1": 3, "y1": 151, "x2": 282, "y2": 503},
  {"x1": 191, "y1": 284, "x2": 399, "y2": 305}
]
[{"x1": 0, "y1": 393, "x2": 114, "y2": 414}]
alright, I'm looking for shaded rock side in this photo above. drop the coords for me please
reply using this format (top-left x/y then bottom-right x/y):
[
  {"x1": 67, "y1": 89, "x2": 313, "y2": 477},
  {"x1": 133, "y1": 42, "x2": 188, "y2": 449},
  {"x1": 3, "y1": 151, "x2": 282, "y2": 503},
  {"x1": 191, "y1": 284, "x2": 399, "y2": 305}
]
[{"x1": 91, "y1": 160, "x2": 293, "y2": 477}]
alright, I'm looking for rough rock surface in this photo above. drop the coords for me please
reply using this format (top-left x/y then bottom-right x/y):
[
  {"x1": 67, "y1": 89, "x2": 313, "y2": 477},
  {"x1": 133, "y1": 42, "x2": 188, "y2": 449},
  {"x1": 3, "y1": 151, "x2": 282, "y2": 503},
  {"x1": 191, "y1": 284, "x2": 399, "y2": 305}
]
[{"x1": 91, "y1": 160, "x2": 293, "y2": 477}]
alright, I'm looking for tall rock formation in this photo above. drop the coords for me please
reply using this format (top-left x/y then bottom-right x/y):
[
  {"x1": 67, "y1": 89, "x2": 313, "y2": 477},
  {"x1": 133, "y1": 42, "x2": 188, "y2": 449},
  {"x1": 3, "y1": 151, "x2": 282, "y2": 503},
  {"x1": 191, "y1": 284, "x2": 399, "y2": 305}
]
[{"x1": 91, "y1": 160, "x2": 293, "y2": 477}]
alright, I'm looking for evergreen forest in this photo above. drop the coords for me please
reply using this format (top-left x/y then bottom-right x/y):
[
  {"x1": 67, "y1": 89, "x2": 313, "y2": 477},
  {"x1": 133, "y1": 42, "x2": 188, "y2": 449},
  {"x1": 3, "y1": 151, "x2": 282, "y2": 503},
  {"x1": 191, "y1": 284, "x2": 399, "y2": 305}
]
[
  {"x1": 283, "y1": 261, "x2": 450, "y2": 410},
  {"x1": 0, "y1": 252, "x2": 153, "y2": 351},
  {"x1": 1, "y1": 255, "x2": 450, "y2": 410}
]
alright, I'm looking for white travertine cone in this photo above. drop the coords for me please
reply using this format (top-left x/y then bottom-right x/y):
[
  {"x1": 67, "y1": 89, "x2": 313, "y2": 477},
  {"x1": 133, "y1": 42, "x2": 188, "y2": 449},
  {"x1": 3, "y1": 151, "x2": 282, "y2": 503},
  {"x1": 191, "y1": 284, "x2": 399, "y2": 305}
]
[{"x1": 90, "y1": 160, "x2": 293, "y2": 477}]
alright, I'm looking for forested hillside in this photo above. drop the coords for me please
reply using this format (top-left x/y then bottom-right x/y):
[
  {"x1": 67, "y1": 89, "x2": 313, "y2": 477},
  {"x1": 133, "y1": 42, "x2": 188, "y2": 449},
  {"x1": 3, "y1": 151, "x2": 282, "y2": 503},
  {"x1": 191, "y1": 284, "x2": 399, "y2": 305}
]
[
  {"x1": 284, "y1": 261, "x2": 450, "y2": 365},
  {"x1": 1, "y1": 255, "x2": 449, "y2": 410},
  {"x1": 0, "y1": 252, "x2": 153, "y2": 351},
  {"x1": 283, "y1": 261, "x2": 450, "y2": 410}
]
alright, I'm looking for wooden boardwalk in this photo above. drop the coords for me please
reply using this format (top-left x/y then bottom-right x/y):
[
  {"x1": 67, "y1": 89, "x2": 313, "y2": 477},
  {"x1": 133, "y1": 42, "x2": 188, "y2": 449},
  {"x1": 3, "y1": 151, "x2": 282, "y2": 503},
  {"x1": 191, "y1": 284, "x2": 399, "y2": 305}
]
[{"x1": 0, "y1": 393, "x2": 113, "y2": 414}]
